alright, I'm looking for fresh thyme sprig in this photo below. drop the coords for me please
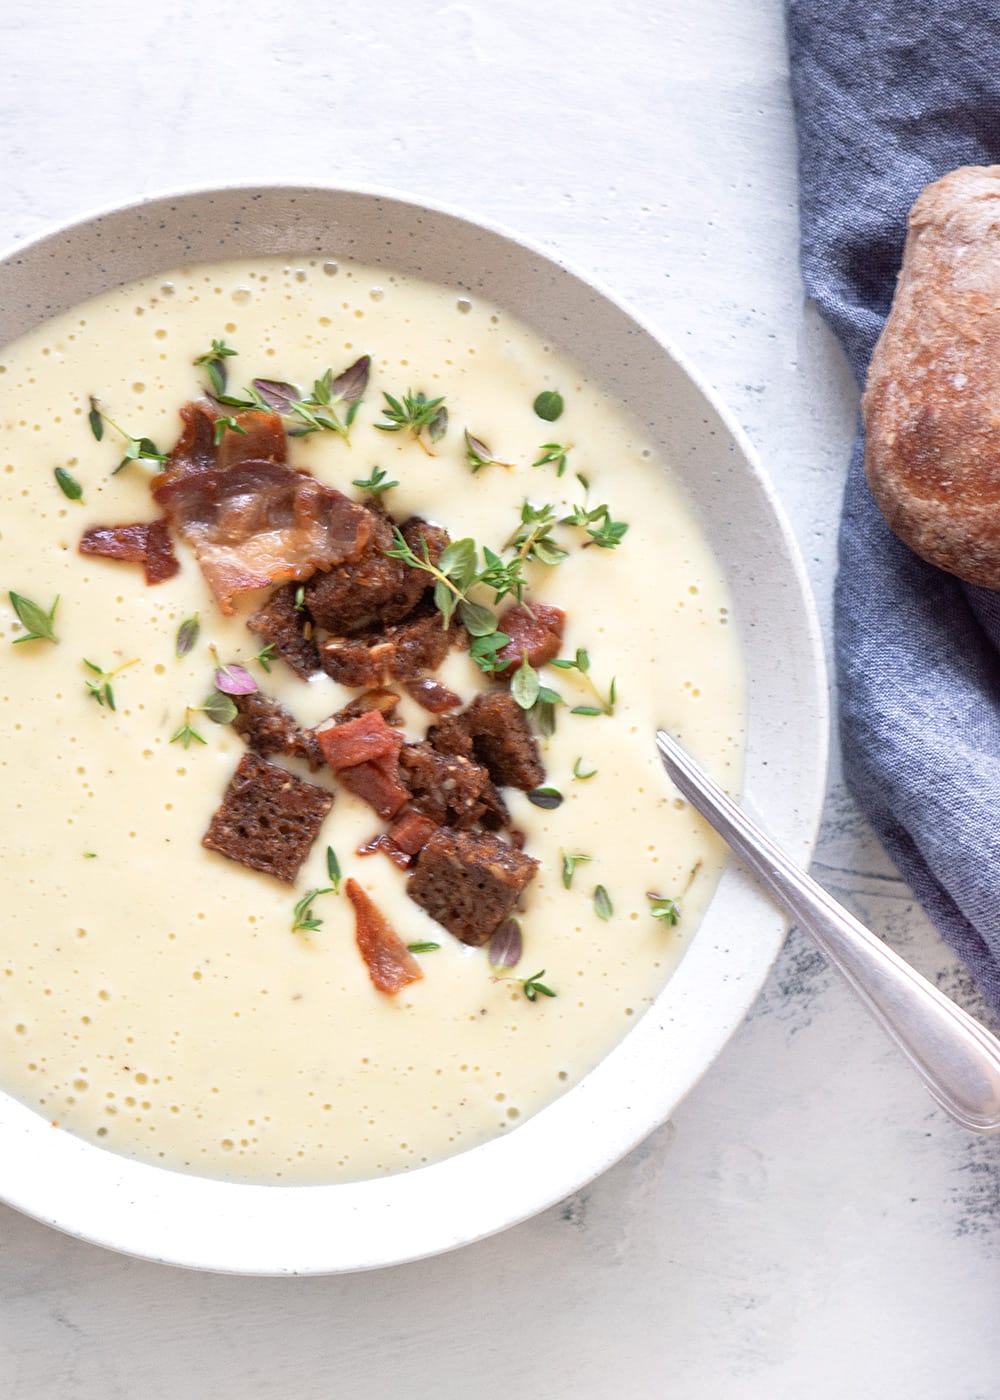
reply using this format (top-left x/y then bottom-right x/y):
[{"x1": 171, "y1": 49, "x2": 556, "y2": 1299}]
[
  {"x1": 83, "y1": 657, "x2": 138, "y2": 710},
  {"x1": 550, "y1": 648, "x2": 616, "y2": 716},
  {"x1": 572, "y1": 756, "x2": 598, "y2": 780},
  {"x1": 384, "y1": 529, "x2": 497, "y2": 636},
  {"x1": 522, "y1": 969, "x2": 557, "y2": 1001},
  {"x1": 477, "y1": 547, "x2": 527, "y2": 606},
  {"x1": 465, "y1": 430, "x2": 513, "y2": 474},
  {"x1": 88, "y1": 399, "x2": 168, "y2": 474},
  {"x1": 593, "y1": 885, "x2": 613, "y2": 921},
  {"x1": 251, "y1": 642, "x2": 277, "y2": 673},
  {"x1": 503, "y1": 500, "x2": 569, "y2": 566},
  {"x1": 8, "y1": 591, "x2": 59, "y2": 645},
  {"x1": 562, "y1": 475, "x2": 629, "y2": 550},
  {"x1": 509, "y1": 653, "x2": 563, "y2": 733},
  {"x1": 532, "y1": 442, "x2": 572, "y2": 477},
  {"x1": 647, "y1": 861, "x2": 702, "y2": 927},
  {"x1": 375, "y1": 390, "x2": 448, "y2": 453},
  {"x1": 170, "y1": 707, "x2": 207, "y2": 749},
  {"x1": 291, "y1": 848, "x2": 342, "y2": 933},
  {"x1": 352, "y1": 465, "x2": 398, "y2": 500},
  {"x1": 216, "y1": 356, "x2": 371, "y2": 443},
  {"x1": 194, "y1": 338, "x2": 238, "y2": 396},
  {"x1": 213, "y1": 415, "x2": 248, "y2": 446}
]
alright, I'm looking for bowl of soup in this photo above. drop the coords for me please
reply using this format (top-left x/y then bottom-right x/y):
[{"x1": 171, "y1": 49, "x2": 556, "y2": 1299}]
[{"x1": 0, "y1": 185, "x2": 827, "y2": 1273}]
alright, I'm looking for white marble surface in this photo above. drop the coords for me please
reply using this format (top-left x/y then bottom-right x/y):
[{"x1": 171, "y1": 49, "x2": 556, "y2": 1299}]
[{"x1": 2, "y1": 0, "x2": 999, "y2": 1395}]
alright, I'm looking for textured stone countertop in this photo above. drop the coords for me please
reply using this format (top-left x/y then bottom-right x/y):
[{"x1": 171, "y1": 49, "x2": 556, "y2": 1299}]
[{"x1": 1, "y1": 1, "x2": 998, "y2": 1396}]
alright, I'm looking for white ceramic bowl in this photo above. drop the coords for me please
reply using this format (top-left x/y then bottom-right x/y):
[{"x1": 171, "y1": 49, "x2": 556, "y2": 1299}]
[{"x1": 0, "y1": 186, "x2": 828, "y2": 1273}]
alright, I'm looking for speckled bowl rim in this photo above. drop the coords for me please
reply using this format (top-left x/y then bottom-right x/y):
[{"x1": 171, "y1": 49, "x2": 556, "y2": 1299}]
[{"x1": 0, "y1": 183, "x2": 829, "y2": 1275}]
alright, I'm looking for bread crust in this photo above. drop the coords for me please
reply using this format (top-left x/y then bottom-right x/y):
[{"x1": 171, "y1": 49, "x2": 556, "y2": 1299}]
[{"x1": 863, "y1": 165, "x2": 1000, "y2": 587}]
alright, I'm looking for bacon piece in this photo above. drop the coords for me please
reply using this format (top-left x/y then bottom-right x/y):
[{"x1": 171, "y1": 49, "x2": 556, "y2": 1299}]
[
  {"x1": 389, "y1": 809, "x2": 438, "y2": 855},
  {"x1": 403, "y1": 676, "x2": 462, "y2": 713},
  {"x1": 338, "y1": 759, "x2": 409, "y2": 820},
  {"x1": 494, "y1": 602, "x2": 566, "y2": 676},
  {"x1": 317, "y1": 712, "x2": 409, "y2": 818},
  {"x1": 151, "y1": 402, "x2": 370, "y2": 614},
  {"x1": 356, "y1": 833, "x2": 413, "y2": 870},
  {"x1": 345, "y1": 878, "x2": 423, "y2": 995},
  {"x1": 316, "y1": 711, "x2": 399, "y2": 771},
  {"x1": 79, "y1": 518, "x2": 180, "y2": 586}
]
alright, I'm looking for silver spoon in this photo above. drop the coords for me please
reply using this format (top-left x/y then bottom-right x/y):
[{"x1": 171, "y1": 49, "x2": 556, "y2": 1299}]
[{"x1": 656, "y1": 730, "x2": 1000, "y2": 1133}]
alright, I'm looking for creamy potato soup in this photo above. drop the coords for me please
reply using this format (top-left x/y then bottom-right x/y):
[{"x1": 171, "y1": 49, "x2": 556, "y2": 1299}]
[{"x1": 0, "y1": 257, "x2": 743, "y2": 1183}]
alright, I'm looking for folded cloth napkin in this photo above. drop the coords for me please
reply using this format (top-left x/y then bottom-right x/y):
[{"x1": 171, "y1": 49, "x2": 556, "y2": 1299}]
[{"x1": 786, "y1": 0, "x2": 1000, "y2": 1012}]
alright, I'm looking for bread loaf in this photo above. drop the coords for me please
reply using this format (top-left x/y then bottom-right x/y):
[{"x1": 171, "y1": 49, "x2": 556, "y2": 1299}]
[{"x1": 864, "y1": 165, "x2": 1000, "y2": 587}]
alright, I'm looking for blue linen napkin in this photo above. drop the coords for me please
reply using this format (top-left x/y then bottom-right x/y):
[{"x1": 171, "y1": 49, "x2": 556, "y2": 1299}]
[{"x1": 786, "y1": 0, "x2": 1000, "y2": 1012}]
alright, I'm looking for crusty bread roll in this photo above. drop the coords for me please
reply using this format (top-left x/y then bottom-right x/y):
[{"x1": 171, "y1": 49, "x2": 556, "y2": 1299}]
[{"x1": 864, "y1": 165, "x2": 1000, "y2": 588}]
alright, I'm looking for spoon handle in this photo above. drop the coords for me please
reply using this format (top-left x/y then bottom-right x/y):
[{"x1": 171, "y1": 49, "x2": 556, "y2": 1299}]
[{"x1": 656, "y1": 731, "x2": 1000, "y2": 1133}]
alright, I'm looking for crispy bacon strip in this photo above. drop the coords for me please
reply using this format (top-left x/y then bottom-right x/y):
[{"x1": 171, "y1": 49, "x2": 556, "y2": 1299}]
[
  {"x1": 495, "y1": 602, "x2": 566, "y2": 675},
  {"x1": 151, "y1": 402, "x2": 371, "y2": 614},
  {"x1": 345, "y1": 878, "x2": 423, "y2": 995},
  {"x1": 356, "y1": 833, "x2": 413, "y2": 870},
  {"x1": 316, "y1": 711, "x2": 399, "y2": 770},
  {"x1": 79, "y1": 518, "x2": 180, "y2": 585},
  {"x1": 318, "y1": 712, "x2": 409, "y2": 818},
  {"x1": 388, "y1": 809, "x2": 438, "y2": 855}
]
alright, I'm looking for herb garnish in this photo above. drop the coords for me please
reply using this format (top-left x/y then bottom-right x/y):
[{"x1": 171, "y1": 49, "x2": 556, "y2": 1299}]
[
  {"x1": 593, "y1": 885, "x2": 613, "y2": 921},
  {"x1": 647, "y1": 861, "x2": 702, "y2": 926},
  {"x1": 217, "y1": 356, "x2": 371, "y2": 443},
  {"x1": 170, "y1": 708, "x2": 207, "y2": 749},
  {"x1": 562, "y1": 475, "x2": 629, "y2": 550},
  {"x1": 83, "y1": 657, "x2": 138, "y2": 709},
  {"x1": 54, "y1": 466, "x2": 83, "y2": 502},
  {"x1": 532, "y1": 442, "x2": 572, "y2": 477},
  {"x1": 293, "y1": 585, "x2": 306, "y2": 612},
  {"x1": 488, "y1": 918, "x2": 523, "y2": 969},
  {"x1": 527, "y1": 786, "x2": 563, "y2": 810},
  {"x1": 508, "y1": 654, "x2": 563, "y2": 733},
  {"x1": 375, "y1": 390, "x2": 448, "y2": 453},
  {"x1": 8, "y1": 591, "x2": 59, "y2": 645},
  {"x1": 175, "y1": 615, "x2": 200, "y2": 659},
  {"x1": 213, "y1": 415, "x2": 248, "y2": 446},
  {"x1": 533, "y1": 390, "x2": 564, "y2": 422},
  {"x1": 504, "y1": 501, "x2": 569, "y2": 566},
  {"x1": 464, "y1": 430, "x2": 513, "y2": 474},
  {"x1": 211, "y1": 647, "x2": 257, "y2": 697},
  {"x1": 290, "y1": 848, "x2": 341, "y2": 933},
  {"x1": 511, "y1": 653, "x2": 540, "y2": 710},
  {"x1": 352, "y1": 465, "x2": 398, "y2": 500},
  {"x1": 550, "y1": 648, "x2": 616, "y2": 716},
  {"x1": 477, "y1": 547, "x2": 526, "y2": 606},
  {"x1": 87, "y1": 400, "x2": 168, "y2": 474},
  {"x1": 385, "y1": 530, "x2": 496, "y2": 635},
  {"x1": 291, "y1": 886, "x2": 333, "y2": 935},
  {"x1": 251, "y1": 642, "x2": 277, "y2": 673},
  {"x1": 407, "y1": 941, "x2": 441, "y2": 954},
  {"x1": 561, "y1": 851, "x2": 592, "y2": 889},
  {"x1": 194, "y1": 338, "x2": 238, "y2": 396},
  {"x1": 201, "y1": 690, "x2": 238, "y2": 725},
  {"x1": 522, "y1": 969, "x2": 557, "y2": 1001},
  {"x1": 468, "y1": 630, "x2": 512, "y2": 675},
  {"x1": 572, "y1": 757, "x2": 598, "y2": 781}
]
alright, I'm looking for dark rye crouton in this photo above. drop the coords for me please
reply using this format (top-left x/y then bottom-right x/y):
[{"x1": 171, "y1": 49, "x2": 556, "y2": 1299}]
[
  {"x1": 304, "y1": 514, "x2": 449, "y2": 634},
  {"x1": 231, "y1": 691, "x2": 323, "y2": 769},
  {"x1": 407, "y1": 829, "x2": 539, "y2": 946},
  {"x1": 202, "y1": 752, "x2": 334, "y2": 884},
  {"x1": 319, "y1": 602, "x2": 461, "y2": 686},
  {"x1": 428, "y1": 692, "x2": 544, "y2": 791},
  {"x1": 399, "y1": 742, "x2": 508, "y2": 831},
  {"x1": 247, "y1": 583, "x2": 320, "y2": 679}
]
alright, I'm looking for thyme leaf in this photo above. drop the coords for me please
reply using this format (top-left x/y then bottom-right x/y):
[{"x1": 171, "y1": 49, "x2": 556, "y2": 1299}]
[
  {"x1": 170, "y1": 708, "x2": 207, "y2": 749},
  {"x1": 88, "y1": 396, "x2": 104, "y2": 441},
  {"x1": 291, "y1": 885, "x2": 335, "y2": 935},
  {"x1": 54, "y1": 466, "x2": 83, "y2": 502},
  {"x1": 201, "y1": 690, "x2": 238, "y2": 725},
  {"x1": 213, "y1": 415, "x2": 248, "y2": 446},
  {"x1": 572, "y1": 757, "x2": 598, "y2": 780},
  {"x1": 593, "y1": 885, "x2": 613, "y2": 921},
  {"x1": 407, "y1": 941, "x2": 441, "y2": 954},
  {"x1": 551, "y1": 649, "x2": 616, "y2": 715},
  {"x1": 252, "y1": 642, "x2": 277, "y2": 673},
  {"x1": 83, "y1": 656, "x2": 138, "y2": 709},
  {"x1": 561, "y1": 851, "x2": 592, "y2": 889},
  {"x1": 533, "y1": 390, "x2": 564, "y2": 422},
  {"x1": 175, "y1": 615, "x2": 200, "y2": 659},
  {"x1": 326, "y1": 846, "x2": 342, "y2": 895},
  {"x1": 9, "y1": 591, "x2": 59, "y2": 644},
  {"x1": 647, "y1": 861, "x2": 702, "y2": 926},
  {"x1": 511, "y1": 653, "x2": 540, "y2": 710},
  {"x1": 488, "y1": 918, "x2": 523, "y2": 970},
  {"x1": 527, "y1": 786, "x2": 563, "y2": 810}
]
